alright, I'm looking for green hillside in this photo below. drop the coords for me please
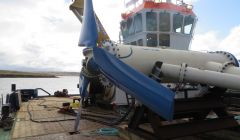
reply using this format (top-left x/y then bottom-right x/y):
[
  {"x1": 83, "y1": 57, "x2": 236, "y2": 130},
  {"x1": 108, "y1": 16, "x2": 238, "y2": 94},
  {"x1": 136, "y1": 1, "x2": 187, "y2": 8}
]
[{"x1": 0, "y1": 70, "x2": 56, "y2": 78}]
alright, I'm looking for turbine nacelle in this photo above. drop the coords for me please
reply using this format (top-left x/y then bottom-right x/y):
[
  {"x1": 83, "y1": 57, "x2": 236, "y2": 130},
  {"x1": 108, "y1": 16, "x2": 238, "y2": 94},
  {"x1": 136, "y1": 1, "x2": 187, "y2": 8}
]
[{"x1": 82, "y1": 43, "x2": 240, "y2": 90}]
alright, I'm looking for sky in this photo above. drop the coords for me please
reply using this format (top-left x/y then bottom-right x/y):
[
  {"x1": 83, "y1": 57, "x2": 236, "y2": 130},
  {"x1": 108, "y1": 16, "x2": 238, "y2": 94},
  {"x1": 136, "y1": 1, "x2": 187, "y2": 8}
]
[{"x1": 0, "y1": 0, "x2": 240, "y2": 72}]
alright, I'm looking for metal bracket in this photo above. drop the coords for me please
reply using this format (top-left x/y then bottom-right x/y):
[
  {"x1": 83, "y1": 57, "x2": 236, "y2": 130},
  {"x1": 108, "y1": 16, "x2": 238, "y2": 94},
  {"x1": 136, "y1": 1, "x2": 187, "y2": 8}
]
[
  {"x1": 149, "y1": 61, "x2": 163, "y2": 83},
  {"x1": 179, "y1": 63, "x2": 187, "y2": 83}
]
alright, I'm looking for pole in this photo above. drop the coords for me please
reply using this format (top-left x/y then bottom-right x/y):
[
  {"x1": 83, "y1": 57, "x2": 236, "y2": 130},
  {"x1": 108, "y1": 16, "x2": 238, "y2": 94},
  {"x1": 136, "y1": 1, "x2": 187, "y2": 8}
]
[
  {"x1": 74, "y1": 98, "x2": 82, "y2": 132},
  {"x1": 11, "y1": 84, "x2": 16, "y2": 92}
]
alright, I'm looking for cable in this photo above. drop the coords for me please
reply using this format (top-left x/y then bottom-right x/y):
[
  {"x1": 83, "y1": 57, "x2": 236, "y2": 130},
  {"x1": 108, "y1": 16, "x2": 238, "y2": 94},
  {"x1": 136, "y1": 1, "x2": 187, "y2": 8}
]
[
  {"x1": 81, "y1": 113, "x2": 119, "y2": 120},
  {"x1": 37, "y1": 98, "x2": 61, "y2": 109},
  {"x1": 27, "y1": 99, "x2": 75, "y2": 123},
  {"x1": 27, "y1": 96, "x2": 135, "y2": 125},
  {"x1": 81, "y1": 108, "x2": 117, "y2": 115},
  {"x1": 81, "y1": 98, "x2": 135, "y2": 126}
]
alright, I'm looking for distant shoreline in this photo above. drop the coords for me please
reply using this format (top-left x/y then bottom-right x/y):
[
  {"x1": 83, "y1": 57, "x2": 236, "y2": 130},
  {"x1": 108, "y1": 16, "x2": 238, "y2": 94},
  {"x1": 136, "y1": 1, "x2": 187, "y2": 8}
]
[
  {"x1": 0, "y1": 75, "x2": 57, "y2": 78},
  {"x1": 0, "y1": 70, "x2": 80, "y2": 78}
]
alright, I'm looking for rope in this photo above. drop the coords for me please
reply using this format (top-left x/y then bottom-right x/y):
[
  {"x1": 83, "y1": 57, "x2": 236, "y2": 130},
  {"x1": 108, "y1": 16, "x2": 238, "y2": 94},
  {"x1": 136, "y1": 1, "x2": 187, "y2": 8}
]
[
  {"x1": 78, "y1": 128, "x2": 119, "y2": 137},
  {"x1": 235, "y1": 115, "x2": 240, "y2": 120},
  {"x1": 97, "y1": 128, "x2": 119, "y2": 136}
]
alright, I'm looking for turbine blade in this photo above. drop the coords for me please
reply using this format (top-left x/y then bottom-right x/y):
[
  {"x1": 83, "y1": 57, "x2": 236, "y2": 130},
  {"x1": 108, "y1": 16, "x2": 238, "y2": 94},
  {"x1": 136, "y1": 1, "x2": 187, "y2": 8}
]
[{"x1": 78, "y1": 0, "x2": 98, "y2": 47}]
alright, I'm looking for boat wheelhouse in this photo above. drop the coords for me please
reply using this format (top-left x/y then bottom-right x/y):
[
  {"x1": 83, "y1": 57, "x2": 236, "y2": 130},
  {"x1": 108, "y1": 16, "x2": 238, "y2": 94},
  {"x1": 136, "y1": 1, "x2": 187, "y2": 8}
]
[{"x1": 120, "y1": 0, "x2": 197, "y2": 50}]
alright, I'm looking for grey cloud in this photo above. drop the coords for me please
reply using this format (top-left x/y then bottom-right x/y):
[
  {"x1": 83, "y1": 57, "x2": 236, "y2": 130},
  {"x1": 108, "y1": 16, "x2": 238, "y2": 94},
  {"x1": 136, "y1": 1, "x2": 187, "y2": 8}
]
[
  {"x1": 42, "y1": 16, "x2": 63, "y2": 25},
  {"x1": 53, "y1": 22, "x2": 81, "y2": 33},
  {"x1": 0, "y1": 63, "x2": 64, "y2": 72},
  {"x1": 42, "y1": 16, "x2": 80, "y2": 33},
  {"x1": 0, "y1": 0, "x2": 84, "y2": 72},
  {"x1": 0, "y1": 52, "x2": 7, "y2": 63},
  {"x1": 0, "y1": 0, "x2": 37, "y2": 7},
  {"x1": 22, "y1": 44, "x2": 43, "y2": 56},
  {"x1": 0, "y1": 20, "x2": 25, "y2": 37}
]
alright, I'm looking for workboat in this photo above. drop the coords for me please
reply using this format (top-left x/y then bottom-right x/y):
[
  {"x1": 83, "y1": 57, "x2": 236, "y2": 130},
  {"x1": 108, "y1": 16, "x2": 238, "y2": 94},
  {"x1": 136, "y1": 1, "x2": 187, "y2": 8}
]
[
  {"x1": 1, "y1": 0, "x2": 240, "y2": 140},
  {"x1": 120, "y1": 0, "x2": 196, "y2": 50}
]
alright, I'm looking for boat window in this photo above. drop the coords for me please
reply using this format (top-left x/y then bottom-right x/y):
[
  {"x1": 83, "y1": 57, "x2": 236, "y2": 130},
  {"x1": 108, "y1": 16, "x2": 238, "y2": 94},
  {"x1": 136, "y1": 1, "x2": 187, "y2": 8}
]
[
  {"x1": 120, "y1": 21, "x2": 128, "y2": 39},
  {"x1": 131, "y1": 41, "x2": 137, "y2": 45},
  {"x1": 159, "y1": 12, "x2": 170, "y2": 32},
  {"x1": 184, "y1": 16, "x2": 194, "y2": 34},
  {"x1": 127, "y1": 18, "x2": 135, "y2": 35},
  {"x1": 137, "y1": 39, "x2": 143, "y2": 46},
  {"x1": 134, "y1": 14, "x2": 143, "y2": 33},
  {"x1": 173, "y1": 13, "x2": 183, "y2": 33},
  {"x1": 146, "y1": 12, "x2": 157, "y2": 31},
  {"x1": 147, "y1": 33, "x2": 157, "y2": 47},
  {"x1": 159, "y1": 34, "x2": 170, "y2": 47}
]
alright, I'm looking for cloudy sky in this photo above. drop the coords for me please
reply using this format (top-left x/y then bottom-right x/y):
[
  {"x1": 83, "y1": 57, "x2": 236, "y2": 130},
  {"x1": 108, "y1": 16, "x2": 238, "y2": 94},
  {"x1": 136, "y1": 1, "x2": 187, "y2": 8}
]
[{"x1": 0, "y1": 0, "x2": 240, "y2": 72}]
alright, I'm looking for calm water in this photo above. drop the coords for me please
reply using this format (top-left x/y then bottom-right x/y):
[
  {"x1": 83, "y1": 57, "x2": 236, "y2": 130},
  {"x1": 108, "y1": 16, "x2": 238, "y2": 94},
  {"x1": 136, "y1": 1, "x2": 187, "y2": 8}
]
[{"x1": 0, "y1": 76, "x2": 80, "y2": 104}]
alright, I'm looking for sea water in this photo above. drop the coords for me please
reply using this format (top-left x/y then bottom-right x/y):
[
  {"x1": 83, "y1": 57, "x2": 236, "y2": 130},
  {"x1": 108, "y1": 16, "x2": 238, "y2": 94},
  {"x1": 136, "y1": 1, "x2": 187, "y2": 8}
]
[{"x1": 0, "y1": 76, "x2": 80, "y2": 104}]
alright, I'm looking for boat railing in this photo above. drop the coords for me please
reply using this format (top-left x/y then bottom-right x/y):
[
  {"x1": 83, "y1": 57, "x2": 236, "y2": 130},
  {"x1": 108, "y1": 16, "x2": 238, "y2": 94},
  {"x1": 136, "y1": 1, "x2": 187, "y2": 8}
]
[
  {"x1": 1, "y1": 94, "x2": 2, "y2": 105},
  {"x1": 0, "y1": 94, "x2": 2, "y2": 116},
  {"x1": 35, "y1": 88, "x2": 51, "y2": 96},
  {"x1": 125, "y1": 0, "x2": 183, "y2": 7},
  {"x1": 124, "y1": 0, "x2": 193, "y2": 12}
]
